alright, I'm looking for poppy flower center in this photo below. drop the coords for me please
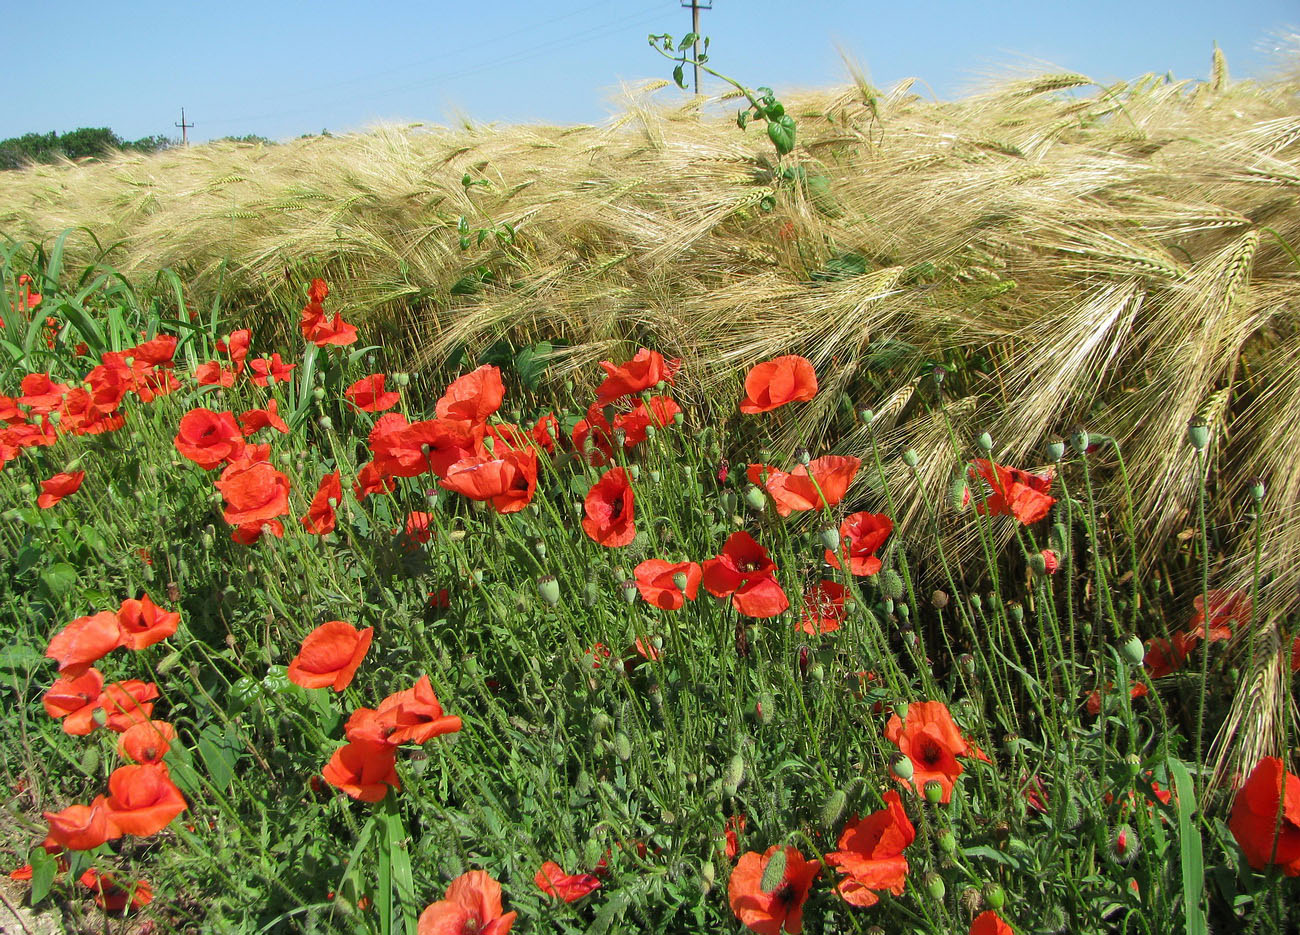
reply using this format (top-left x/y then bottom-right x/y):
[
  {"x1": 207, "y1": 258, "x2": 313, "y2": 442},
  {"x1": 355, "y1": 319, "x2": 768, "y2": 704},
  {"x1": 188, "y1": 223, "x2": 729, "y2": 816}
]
[
  {"x1": 773, "y1": 880, "x2": 797, "y2": 908},
  {"x1": 609, "y1": 497, "x2": 624, "y2": 520},
  {"x1": 917, "y1": 737, "x2": 945, "y2": 768}
]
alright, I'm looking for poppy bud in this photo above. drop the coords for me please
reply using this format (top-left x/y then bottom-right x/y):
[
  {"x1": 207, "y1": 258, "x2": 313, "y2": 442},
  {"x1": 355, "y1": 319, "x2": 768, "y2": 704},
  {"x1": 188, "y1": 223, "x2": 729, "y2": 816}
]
[
  {"x1": 620, "y1": 580, "x2": 638, "y2": 604},
  {"x1": 649, "y1": 469, "x2": 661, "y2": 483},
  {"x1": 536, "y1": 541, "x2": 547, "y2": 558},
  {"x1": 902, "y1": 448, "x2": 919, "y2": 468},
  {"x1": 673, "y1": 411, "x2": 684, "y2": 426},
  {"x1": 756, "y1": 693, "x2": 774, "y2": 724},
  {"x1": 938, "y1": 829, "x2": 957, "y2": 857},
  {"x1": 1186, "y1": 420, "x2": 1209, "y2": 450},
  {"x1": 47, "y1": 410, "x2": 61, "y2": 425},
  {"x1": 924, "y1": 871, "x2": 946, "y2": 900},
  {"x1": 819, "y1": 526, "x2": 840, "y2": 551},
  {"x1": 743, "y1": 486, "x2": 767, "y2": 511},
  {"x1": 612, "y1": 732, "x2": 632, "y2": 761},
  {"x1": 1118, "y1": 634, "x2": 1145, "y2": 667},
  {"x1": 92, "y1": 707, "x2": 109, "y2": 729},
  {"x1": 1249, "y1": 478, "x2": 1265, "y2": 502},
  {"x1": 318, "y1": 416, "x2": 333, "y2": 431},
  {"x1": 809, "y1": 662, "x2": 825, "y2": 682},
  {"x1": 1109, "y1": 824, "x2": 1139, "y2": 863},
  {"x1": 891, "y1": 752, "x2": 914, "y2": 781},
  {"x1": 982, "y1": 883, "x2": 1005, "y2": 910},
  {"x1": 537, "y1": 575, "x2": 561, "y2": 606},
  {"x1": 723, "y1": 753, "x2": 746, "y2": 794},
  {"x1": 393, "y1": 372, "x2": 410, "y2": 387},
  {"x1": 820, "y1": 789, "x2": 848, "y2": 829},
  {"x1": 880, "y1": 569, "x2": 905, "y2": 600},
  {"x1": 1070, "y1": 427, "x2": 1090, "y2": 453},
  {"x1": 931, "y1": 589, "x2": 949, "y2": 609},
  {"x1": 923, "y1": 780, "x2": 944, "y2": 804},
  {"x1": 976, "y1": 432, "x2": 993, "y2": 452},
  {"x1": 1046, "y1": 439, "x2": 1065, "y2": 461},
  {"x1": 312, "y1": 386, "x2": 326, "y2": 401},
  {"x1": 958, "y1": 653, "x2": 976, "y2": 675},
  {"x1": 949, "y1": 474, "x2": 968, "y2": 511},
  {"x1": 759, "y1": 847, "x2": 788, "y2": 895},
  {"x1": 859, "y1": 408, "x2": 875, "y2": 426},
  {"x1": 591, "y1": 712, "x2": 612, "y2": 738},
  {"x1": 798, "y1": 645, "x2": 810, "y2": 677},
  {"x1": 80, "y1": 744, "x2": 100, "y2": 775},
  {"x1": 700, "y1": 860, "x2": 716, "y2": 894}
]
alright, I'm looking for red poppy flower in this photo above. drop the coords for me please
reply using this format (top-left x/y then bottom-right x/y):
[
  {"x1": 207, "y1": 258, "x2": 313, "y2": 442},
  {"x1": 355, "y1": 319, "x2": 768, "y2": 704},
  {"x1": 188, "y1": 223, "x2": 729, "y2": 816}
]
[
  {"x1": 724, "y1": 814, "x2": 747, "y2": 860},
  {"x1": 248, "y1": 353, "x2": 296, "y2": 386},
  {"x1": 372, "y1": 416, "x2": 483, "y2": 479},
  {"x1": 354, "y1": 461, "x2": 396, "y2": 501},
  {"x1": 217, "y1": 328, "x2": 251, "y2": 370},
  {"x1": 239, "y1": 399, "x2": 289, "y2": 435},
  {"x1": 440, "y1": 449, "x2": 538, "y2": 514},
  {"x1": 739, "y1": 355, "x2": 818, "y2": 414},
  {"x1": 287, "y1": 621, "x2": 374, "y2": 691},
  {"x1": 36, "y1": 470, "x2": 85, "y2": 509},
  {"x1": 824, "y1": 789, "x2": 915, "y2": 906},
  {"x1": 44, "y1": 799, "x2": 120, "y2": 851},
  {"x1": 100, "y1": 680, "x2": 159, "y2": 731},
  {"x1": 117, "y1": 720, "x2": 176, "y2": 764},
  {"x1": 633, "y1": 559, "x2": 702, "y2": 610},
  {"x1": 43, "y1": 668, "x2": 105, "y2": 735},
  {"x1": 798, "y1": 580, "x2": 848, "y2": 635},
  {"x1": 534, "y1": 861, "x2": 600, "y2": 903},
  {"x1": 322, "y1": 740, "x2": 401, "y2": 802},
  {"x1": 376, "y1": 675, "x2": 463, "y2": 744},
  {"x1": 115, "y1": 593, "x2": 180, "y2": 650},
  {"x1": 702, "y1": 531, "x2": 790, "y2": 619},
  {"x1": 582, "y1": 467, "x2": 636, "y2": 547},
  {"x1": 79, "y1": 869, "x2": 152, "y2": 913},
  {"x1": 436, "y1": 365, "x2": 505, "y2": 424},
  {"x1": 129, "y1": 335, "x2": 178, "y2": 367},
  {"x1": 345, "y1": 374, "x2": 401, "y2": 412},
  {"x1": 763, "y1": 455, "x2": 860, "y2": 517},
  {"x1": 301, "y1": 289, "x2": 359, "y2": 346},
  {"x1": 967, "y1": 459, "x2": 1056, "y2": 525},
  {"x1": 309, "y1": 278, "x2": 329, "y2": 302},
  {"x1": 418, "y1": 869, "x2": 517, "y2": 935},
  {"x1": 174, "y1": 408, "x2": 245, "y2": 469},
  {"x1": 884, "y1": 701, "x2": 984, "y2": 803},
  {"x1": 343, "y1": 707, "x2": 393, "y2": 746},
  {"x1": 1228, "y1": 756, "x2": 1300, "y2": 875},
  {"x1": 302, "y1": 471, "x2": 343, "y2": 535},
  {"x1": 1085, "y1": 681, "x2": 1148, "y2": 716},
  {"x1": 103, "y1": 763, "x2": 188, "y2": 836},
  {"x1": 230, "y1": 520, "x2": 284, "y2": 545},
  {"x1": 594, "y1": 349, "x2": 682, "y2": 406},
  {"x1": 728, "y1": 845, "x2": 820, "y2": 935},
  {"x1": 1143, "y1": 637, "x2": 1185, "y2": 680},
  {"x1": 825, "y1": 511, "x2": 892, "y2": 576},
  {"x1": 18, "y1": 373, "x2": 70, "y2": 413},
  {"x1": 531, "y1": 412, "x2": 560, "y2": 453},
  {"x1": 571, "y1": 404, "x2": 616, "y2": 466},
  {"x1": 1186, "y1": 589, "x2": 1252, "y2": 647},
  {"x1": 614, "y1": 396, "x2": 682, "y2": 446},
  {"x1": 46, "y1": 611, "x2": 124, "y2": 678},
  {"x1": 194, "y1": 360, "x2": 239, "y2": 387},
  {"x1": 1040, "y1": 548, "x2": 1060, "y2": 574},
  {"x1": 216, "y1": 458, "x2": 291, "y2": 528},
  {"x1": 970, "y1": 912, "x2": 1013, "y2": 935},
  {"x1": 83, "y1": 363, "x2": 132, "y2": 410}
]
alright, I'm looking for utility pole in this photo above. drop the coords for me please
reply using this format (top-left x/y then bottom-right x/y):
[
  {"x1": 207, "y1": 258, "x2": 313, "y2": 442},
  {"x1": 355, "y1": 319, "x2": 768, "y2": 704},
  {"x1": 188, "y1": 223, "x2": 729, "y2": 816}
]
[
  {"x1": 680, "y1": 0, "x2": 711, "y2": 95},
  {"x1": 174, "y1": 107, "x2": 194, "y2": 146}
]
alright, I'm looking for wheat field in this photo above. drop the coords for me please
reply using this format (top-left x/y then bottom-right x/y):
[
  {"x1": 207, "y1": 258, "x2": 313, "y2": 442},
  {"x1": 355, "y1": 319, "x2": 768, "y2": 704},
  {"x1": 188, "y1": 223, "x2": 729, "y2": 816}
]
[{"x1": 2, "y1": 56, "x2": 1299, "y2": 630}]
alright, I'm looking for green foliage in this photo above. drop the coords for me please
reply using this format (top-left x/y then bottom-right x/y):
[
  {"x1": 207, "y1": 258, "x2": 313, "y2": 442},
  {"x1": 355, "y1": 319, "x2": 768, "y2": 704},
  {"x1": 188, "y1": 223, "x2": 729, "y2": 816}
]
[{"x1": 0, "y1": 127, "x2": 173, "y2": 170}]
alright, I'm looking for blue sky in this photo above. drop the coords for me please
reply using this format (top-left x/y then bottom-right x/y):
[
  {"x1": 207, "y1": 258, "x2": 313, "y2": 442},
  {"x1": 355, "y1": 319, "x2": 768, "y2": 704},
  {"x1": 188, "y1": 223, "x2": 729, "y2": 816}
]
[{"x1": 1, "y1": 1, "x2": 1295, "y2": 143}]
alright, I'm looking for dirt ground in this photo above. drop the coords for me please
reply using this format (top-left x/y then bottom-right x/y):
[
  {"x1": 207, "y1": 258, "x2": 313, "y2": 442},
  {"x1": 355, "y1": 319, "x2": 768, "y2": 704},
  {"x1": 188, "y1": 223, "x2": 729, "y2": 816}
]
[{"x1": 0, "y1": 877, "x2": 64, "y2": 935}]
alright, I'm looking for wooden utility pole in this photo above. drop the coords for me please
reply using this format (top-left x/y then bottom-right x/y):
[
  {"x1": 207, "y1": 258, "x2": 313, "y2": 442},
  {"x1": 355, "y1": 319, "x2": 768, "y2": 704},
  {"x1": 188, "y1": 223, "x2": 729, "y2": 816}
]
[
  {"x1": 681, "y1": 0, "x2": 711, "y2": 95},
  {"x1": 174, "y1": 107, "x2": 194, "y2": 146}
]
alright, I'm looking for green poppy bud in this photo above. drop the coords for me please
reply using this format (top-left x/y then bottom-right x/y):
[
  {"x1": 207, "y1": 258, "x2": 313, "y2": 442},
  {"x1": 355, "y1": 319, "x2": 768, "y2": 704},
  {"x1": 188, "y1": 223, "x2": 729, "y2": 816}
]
[
  {"x1": 621, "y1": 580, "x2": 638, "y2": 604},
  {"x1": 723, "y1": 753, "x2": 746, "y2": 795},
  {"x1": 756, "y1": 693, "x2": 774, "y2": 724},
  {"x1": 612, "y1": 732, "x2": 632, "y2": 762},
  {"x1": 700, "y1": 860, "x2": 716, "y2": 894},
  {"x1": 820, "y1": 526, "x2": 841, "y2": 552},
  {"x1": 976, "y1": 432, "x2": 993, "y2": 452},
  {"x1": 938, "y1": 830, "x2": 957, "y2": 857},
  {"x1": 80, "y1": 744, "x2": 100, "y2": 775},
  {"x1": 902, "y1": 448, "x2": 919, "y2": 468},
  {"x1": 591, "y1": 712, "x2": 613, "y2": 736},
  {"x1": 924, "y1": 780, "x2": 944, "y2": 804},
  {"x1": 1186, "y1": 420, "x2": 1209, "y2": 450},
  {"x1": 1046, "y1": 439, "x2": 1065, "y2": 461},
  {"x1": 891, "y1": 752, "x2": 914, "y2": 781},
  {"x1": 744, "y1": 486, "x2": 767, "y2": 511},
  {"x1": 759, "y1": 847, "x2": 788, "y2": 894},
  {"x1": 820, "y1": 789, "x2": 848, "y2": 830},
  {"x1": 880, "y1": 569, "x2": 905, "y2": 600},
  {"x1": 649, "y1": 469, "x2": 661, "y2": 484},
  {"x1": 537, "y1": 575, "x2": 561, "y2": 606},
  {"x1": 982, "y1": 883, "x2": 1005, "y2": 910},
  {"x1": 312, "y1": 386, "x2": 326, "y2": 401}
]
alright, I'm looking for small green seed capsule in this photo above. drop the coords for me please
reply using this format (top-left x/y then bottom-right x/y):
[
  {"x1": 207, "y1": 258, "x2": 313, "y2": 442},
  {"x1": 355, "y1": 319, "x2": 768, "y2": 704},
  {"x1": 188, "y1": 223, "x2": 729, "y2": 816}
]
[
  {"x1": 976, "y1": 432, "x2": 993, "y2": 452},
  {"x1": 537, "y1": 575, "x2": 561, "y2": 606},
  {"x1": 1249, "y1": 478, "x2": 1266, "y2": 502},
  {"x1": 621, "y1": 580, "x2": 638, "y2": 604},
  {"x1": 819, "y1": 526, "x2": 840, "y2": 552},
  {"x1": 649, "y1": 469, "x2": 661, "y2": 483},
  {"x1": 938, "y1": 830, "x2": 957, "y2": 857},
  {"x1": 859, "y1": 409, "x2": 875, "y2": 426},
  {"x1": 629, "y1": 464, "x2": 640, "y2": 481},
  {"x1": 924, "y1": 780, "x2": 944, "y2": 804},
  {"x1": 80, "y1": 744, "x2": 101, "y2": 775},
  {"x1": 700, "y1": 860, "x2": 716, "y2": 894},
  {"x1": 902, "y1": 449, "x2": 919, "y2": 468},
  {"x1": 924, "y1": 871, "x2": 946, "y2": 900},
  {"x1": 92, "y1": 708, "x2": 109, "y2": 729},
  {"x1": 393, "y1": 372, "x2": 410, "y2": 387},
  {"x1": 743, "y1": 486, "x2": 767, "y2": 511},
  {"x1": 672, "y1": 572, "x2": 689, "y2": 592},
  {"x1": 1046, "y1": 439, "x2": 1065, "y2": 461},
  {"x1": 890, "y1": 753, "x2": 914, "y2": 781},
  {"x1": 1070, "y1": 427, "x2": 1090, "y2": 453},
  {"x1": 312, "y1": 386, "x2": 326, "y2": 401},
  {"x1": 982, "y1": 883, "x2": 1005, "y2": 910},
  {"x1": 1186, "y1": 420, "x2": 1209, "y2": 450},
  {"x1": 1124, "y1": 753, "x2": 1142, "y2": 778},
  {"x1": 759, "y1": 848, "x2": 788, "y2": 894},
  {"x1": 1008, "y1": 602, "x2": 1023, "y2": 623},
  {"x1": 1119, "y1": 634, "x2": 1145, "y2": 666}
]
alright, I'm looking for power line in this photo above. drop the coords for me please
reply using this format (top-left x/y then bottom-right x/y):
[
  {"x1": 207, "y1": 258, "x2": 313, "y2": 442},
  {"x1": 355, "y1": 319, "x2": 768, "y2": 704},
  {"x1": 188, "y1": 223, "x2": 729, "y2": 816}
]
[{"x1": 174, "y1": 107, "x2": 194, "y2": 145}]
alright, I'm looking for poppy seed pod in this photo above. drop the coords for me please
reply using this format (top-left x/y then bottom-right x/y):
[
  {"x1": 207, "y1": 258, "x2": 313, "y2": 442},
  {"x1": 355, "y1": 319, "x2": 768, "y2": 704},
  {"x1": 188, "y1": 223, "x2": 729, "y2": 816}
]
[
  {"x1": 1046, "y1": 439, "x2": 1065, "y2": 461},
  {"x1": 1249, "y1": 478, "x2": 1266, "y2": 502},
  {"x1": 312, "y1": 386, "x2": 326, "y2": 401},
  {"x1": 924, "y1": 871, "x2": 946, "y2": 900},
  {"x1": 620, "y1": 580, "x2": 638, "y2": 604},
  {"x1": 1186, "y1": 420, "x2": 1210, "y2": 450},
  {"x1": 819, "y1": 526, "x2": 841, "y2": 552},
  {"x1": 1070, "y1": 427, "x2": 1090, "y2": 453},
  {"x1": 924, "y1": 780, "x2": 945, "y2": 804},
  {"x1": 890, "y1": 752, "x2": 915, "y2": 781},
  {"x1": 1118, "y1": 634, "x2": 1145, "y2": 667},
  {"x1": 976, "y1": 432, "x2": 993, "y2": 453},
  {"x1": 902, "y1": 449, "x2": 919, "y2": 468},
  {"x1": 958, "y1": 653, "x2": 976, "y2": 675},
  {"x1": 393, "y1": 372, "x2": 410, "y2": 387},
  {"x1": 537, "y1": 576, "x2": 561, "y2": 607},
  {"x1": 743, "y1": 486, "x2": 767, "y2": 511},
  {"x1": 931, "y1": 589, "x2": 949, "y2": 610},
  {"x1": 859, "y1": 408, "x2": 874, "y2": 425},
  {"x1": 938, "y1": 829, "x2": 958, "y2": 857},
  {"x1": 1123, "y1": 753, "x2": 1142, "y2": 778},
  {"x1": 982, "y1": 883, "x2": 1006, "y2": 910}
]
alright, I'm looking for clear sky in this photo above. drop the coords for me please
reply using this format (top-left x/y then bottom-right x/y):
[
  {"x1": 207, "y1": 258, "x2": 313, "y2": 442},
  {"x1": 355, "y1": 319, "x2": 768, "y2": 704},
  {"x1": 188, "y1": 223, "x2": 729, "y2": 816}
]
[{"x1": 1, "y1": 1, "x2": 1295, "y2": 144}]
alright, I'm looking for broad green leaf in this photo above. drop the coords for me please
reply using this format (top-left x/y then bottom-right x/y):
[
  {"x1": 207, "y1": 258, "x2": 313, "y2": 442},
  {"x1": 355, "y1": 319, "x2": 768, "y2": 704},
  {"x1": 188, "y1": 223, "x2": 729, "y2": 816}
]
[
  {"x1": 767, "y1": 115, "x2": 797, "y2": 156},
  {"x1": 1168, "y1": 758, "x2": 1207, "y2": 935},
  {"x1": 41, "y1": 563, "x2": 77, "y2": 597}
]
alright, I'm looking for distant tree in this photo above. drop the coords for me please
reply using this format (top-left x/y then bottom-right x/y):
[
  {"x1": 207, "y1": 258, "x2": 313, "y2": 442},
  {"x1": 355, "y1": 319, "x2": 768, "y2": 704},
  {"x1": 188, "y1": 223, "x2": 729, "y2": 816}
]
[
  {"x1": 217, "y1": 134, "x2": 273, "y2": 145},
  {"x1": 56, "y1": 127, "x2": 122, "y2": 160},
  {"x1": 0, "y1": 127, "x2": 176, "y2": 169}
]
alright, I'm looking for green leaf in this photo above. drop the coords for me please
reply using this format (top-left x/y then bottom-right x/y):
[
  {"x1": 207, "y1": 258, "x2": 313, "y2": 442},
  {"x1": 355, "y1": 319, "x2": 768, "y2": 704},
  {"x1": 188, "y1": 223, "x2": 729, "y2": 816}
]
[
  {"x1": 41, "y1": 563, "x2": 77, "y2": 597},
  {"x1": 673, "y1": 65, "x2": 685, "y2": 89},
  {"x1": 197, "y1": 724, "x2": 240, "y2": 793},
  {"x1": 736, "y1": 111, "x2": 749, "y2": 130},
  {"x1": 514, "y1": 342, "x2": 552, "y2": 391},
  {"x1": 1168, "y1": 758, "x2": 1207, "y2": 935},
  {"x1": 767, "y1": 115, "x2": 797, "y2": 156},
  {"x1": 29, "y1": 845, "x2": 56, "y2": 904},
  {"x1": 677, "y1": 32, "x2": 698, "y2": 52}
]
